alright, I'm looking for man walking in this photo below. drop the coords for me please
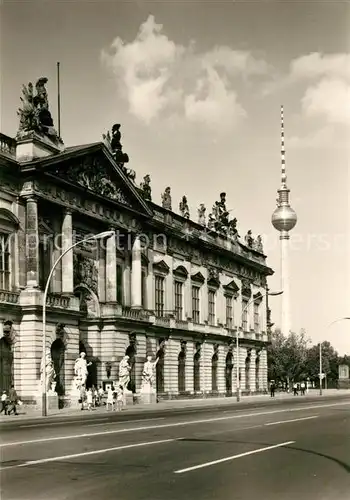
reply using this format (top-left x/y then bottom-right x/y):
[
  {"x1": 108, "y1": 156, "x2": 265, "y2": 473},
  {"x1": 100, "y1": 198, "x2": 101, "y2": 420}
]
[
  {"x1": 270, "y1": 380, "x2": 276, "y2": 398},
  {"x1": 8, "y1": 385, "x2": 18, "y2": 415},
  {"x1": 1, "y1": 391, "x2": 8, "y2": 414}
]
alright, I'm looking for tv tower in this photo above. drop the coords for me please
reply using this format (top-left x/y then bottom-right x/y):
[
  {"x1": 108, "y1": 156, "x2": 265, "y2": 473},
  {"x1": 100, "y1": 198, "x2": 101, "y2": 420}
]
[{"x1": 271, "y1": 106, "x2": 297, "y2": 335}]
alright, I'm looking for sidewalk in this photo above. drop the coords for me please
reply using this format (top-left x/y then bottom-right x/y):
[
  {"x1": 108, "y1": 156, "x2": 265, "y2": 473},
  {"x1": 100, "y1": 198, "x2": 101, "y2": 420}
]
[{"x1": 1, "y1": 389, "x2": 348, "y2": 423}]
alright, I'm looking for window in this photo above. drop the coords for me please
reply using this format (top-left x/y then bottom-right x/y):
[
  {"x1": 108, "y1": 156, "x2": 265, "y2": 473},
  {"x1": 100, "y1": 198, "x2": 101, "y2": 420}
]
[
  {"x1": 174, "y1": 281, "x2": 183, "y2": 321},
  {"x1": 242, "y1": 299, "x2": 248, "y2": 331},
  {"x1": 141, "y1": 268, "x2": 147, "y2": 308},
  {"x1": 192, "y1": 285, "x2": 200, "y2": 323},
  {"x1": 116, "y1": 264, "x2": 123, "y2": 304},
  {"x1": 155, "y1": 275, "x2": 165, "y2": 317},
  {"x1": 0, "y1": 233, "x2": 10, "y2": 290},
  {"x1": 39, "y1": 241, "x2": 51, "y2": 290},
  {"x1": 208, "y1": 290, "x2": 216, "y2": 326},
  {"x1": 226, "y1": 295, "x2": 233, "y2": 329},
  {"x1": 254, "y1": 302, "x2": 260, "y2": 332}
]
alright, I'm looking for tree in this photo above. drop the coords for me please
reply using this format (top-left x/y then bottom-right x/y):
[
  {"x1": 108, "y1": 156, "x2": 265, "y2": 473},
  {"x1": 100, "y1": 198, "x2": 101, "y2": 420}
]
[
  {"x1": 267, "y1": 329, "x2": 310, "y2": 387},
  {"x1": 305, "y1": 342, "x2": 339, "y2": 387}
]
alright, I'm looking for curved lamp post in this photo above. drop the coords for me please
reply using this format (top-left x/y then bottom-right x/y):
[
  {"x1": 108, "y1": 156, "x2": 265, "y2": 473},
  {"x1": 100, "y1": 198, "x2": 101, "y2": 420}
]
[
  {"x1": 236, "y1": 290, "x2": 283, "y2": 402},
  {"x1": 41, "y1": 230, "x2": 115, "y2": 416},
  {"x1": 319, "y1": 316, "x2": 350, "y2": 396}
]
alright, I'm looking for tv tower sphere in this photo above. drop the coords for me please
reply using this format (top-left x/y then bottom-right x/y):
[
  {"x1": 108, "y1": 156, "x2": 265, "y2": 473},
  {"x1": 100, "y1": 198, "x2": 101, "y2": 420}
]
[{"x1": 271, "y1": 204, "x2": 297, "y2": 232}]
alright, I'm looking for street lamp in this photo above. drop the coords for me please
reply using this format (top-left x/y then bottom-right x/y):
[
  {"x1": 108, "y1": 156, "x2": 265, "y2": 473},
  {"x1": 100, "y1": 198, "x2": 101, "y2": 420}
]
[
  {"x1": 236, "y1": 290, "x2": 283, "y2": 402},
  {"x1": 319, "y1": 316, "x2": 350, "y2": 396},
  {"x1": 41, "y1": 230, "x2": 115, "y2": 416}
]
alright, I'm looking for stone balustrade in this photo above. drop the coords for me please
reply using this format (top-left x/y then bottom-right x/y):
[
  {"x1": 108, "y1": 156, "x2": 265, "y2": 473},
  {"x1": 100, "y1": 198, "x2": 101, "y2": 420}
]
[
  {"x1": 46, "y1": 293, "x2": 71, "y2": 309},
  {"x1": 155, "y1": 316, "x2": 170, "y2": 327},
  {"x1": 0, "y1": 133, "x2": 16, "y2": 157},
  {"x1": 0, "y1": 290, "x2": 20, "y2": 304}
]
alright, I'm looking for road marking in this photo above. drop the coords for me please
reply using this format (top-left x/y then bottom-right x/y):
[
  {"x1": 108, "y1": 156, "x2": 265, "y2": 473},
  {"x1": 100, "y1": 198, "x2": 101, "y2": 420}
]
[
  {"x1": 86, "y1": 417, "x2": 165, "y2": 427},
  {"x1": 1, "y1": 401, "x2": 348, "y2": 448},
  {"x1": 0, "y1": 438, "x2": 178, "y2": 471},
  {"x1": 174, "y1": 441, "x2": 295, "y2": 474},
  {"x1": 20, "y1": 418, "x2": 110, "y2": 428},
  {"x1": 265, "y1": 415, "x2": 318, "y2": 426}
]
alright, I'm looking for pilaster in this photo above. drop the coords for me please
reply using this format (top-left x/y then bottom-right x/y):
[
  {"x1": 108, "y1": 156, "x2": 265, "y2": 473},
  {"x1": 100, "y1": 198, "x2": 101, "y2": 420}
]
[
  {"x1": 61, "y1": 209, "x2": 74, "y2": 294},
  {"x1": 131, "y1": 236, "x2": 142, "y2": 309},
  {"x1": 185, "y1": 341, "x2": 194, "y2": 393},
  {"x1": 105, "y1": 229, "x2": 117, "y2": 302},
  {"x1": 24, "y1": 196, "x2": 39, "y2": 288}
]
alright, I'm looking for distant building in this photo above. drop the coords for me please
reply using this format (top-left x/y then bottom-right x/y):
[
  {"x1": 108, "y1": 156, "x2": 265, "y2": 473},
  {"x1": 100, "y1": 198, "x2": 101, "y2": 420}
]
[{"x1": 0, "y1": 77, "x2": 274, "y2": 404}]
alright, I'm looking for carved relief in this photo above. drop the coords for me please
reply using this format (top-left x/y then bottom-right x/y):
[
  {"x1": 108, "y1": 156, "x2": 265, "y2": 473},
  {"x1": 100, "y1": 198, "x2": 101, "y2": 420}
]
[{"x1": 73, "y1": 253, "x2": 98, "y2": 296}]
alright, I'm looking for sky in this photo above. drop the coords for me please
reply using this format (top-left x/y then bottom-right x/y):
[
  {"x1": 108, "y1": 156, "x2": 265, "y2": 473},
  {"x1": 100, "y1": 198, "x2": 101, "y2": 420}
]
[{"x1": 1, "y1": 0, "x2": 350, "y2": 353}]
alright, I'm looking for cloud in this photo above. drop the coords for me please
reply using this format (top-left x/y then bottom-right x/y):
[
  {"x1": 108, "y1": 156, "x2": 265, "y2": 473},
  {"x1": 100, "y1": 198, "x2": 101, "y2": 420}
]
[
  {"x1": 102, "y1": 15, "x2": 268, "y2": 131},
  {"x1": 301, "y1": 78, "x2": 350, "y2": 125},
  {"x1": 290, "y1": 52, "x2": 350, "y2": 82}
]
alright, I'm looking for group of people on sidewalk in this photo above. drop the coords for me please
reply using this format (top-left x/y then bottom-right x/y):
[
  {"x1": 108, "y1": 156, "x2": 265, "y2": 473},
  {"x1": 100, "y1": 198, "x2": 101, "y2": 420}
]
[
  {"x1": 269, "y1": 380, "x2": 307, "y2": 397},
  {"x1": 0, "y1": 386, "x2": 21, "y2": 416},
  {"x1": 80, "y1": 384, "x2": 125, "y2": 412}
]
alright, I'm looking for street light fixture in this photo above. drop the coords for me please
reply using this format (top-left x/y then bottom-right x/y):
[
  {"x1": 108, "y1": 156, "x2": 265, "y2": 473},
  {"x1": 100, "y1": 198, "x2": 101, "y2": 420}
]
[
  {"x1": 236, "y1": 290, "x2": 283, "y2": 402},
  {"x1": 41, "y1": 230, "x2": 115, "y2": 416},
  {"x1": 319, "y1": 316, "x2": 350, "y2": 396}
]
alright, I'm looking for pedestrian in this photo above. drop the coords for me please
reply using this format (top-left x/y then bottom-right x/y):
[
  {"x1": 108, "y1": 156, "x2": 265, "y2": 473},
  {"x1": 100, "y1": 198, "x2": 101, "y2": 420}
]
[
  {"x1": 106, "y1": 386, "x2": 114, "y2": 411},
  {"x1": 86, "y1": 388, "x2": 93, "y2": 411},
  {"x1": 115, "y1": 385, "x2": 124, "y2": 411},
  {"x1": 7, "y1": 385, "x2": 18, "y2": 415},
  {"x1": 293, "y1": 382, "x2": 298, "y2": 396},
  {"x1": 300, "y1": 381, "x2": 306, "y2": 395},
  {"x1": 98, "y1": 385, "x2": 104, "y2": 406},
  {"x1": 270, "y1": 380, "x2": 275, "y2": 398},
  {"x1": 1, "y1": 390, "x2": 8, "y2": 415}
]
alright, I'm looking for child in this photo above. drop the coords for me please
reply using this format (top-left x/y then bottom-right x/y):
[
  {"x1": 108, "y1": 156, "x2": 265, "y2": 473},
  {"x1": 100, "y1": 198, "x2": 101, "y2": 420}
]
[
  {"x1": 106, "y1": 386, "x2": 114, "y2": 411},
  {"x1": 116, "y1": 385, "x2": 124, "y2": 411},
  {"x1": 86, "y1": 388, "x2": 93, "y2": 411}
]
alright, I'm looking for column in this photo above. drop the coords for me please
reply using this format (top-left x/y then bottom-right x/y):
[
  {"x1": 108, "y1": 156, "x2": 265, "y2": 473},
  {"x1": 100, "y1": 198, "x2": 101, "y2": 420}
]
[
  {"x1": 61, "y1": 210, "x2": 74, "y2": 293},
  {"x1": 249, "y1": 349, "x2": 256, "y2": 392},
  {"x1": 105, "y1": 229, "x2": 117, "y2": 302},
  {"x1": 260, "y1": 348, "x2": 268, "y2": 391},
  {"x1": 25, "y1": 196, "x2": 39, "y2": 288},
  {"x1": 185, "y1": 341, "x2": 194, "y2": 393},
  {"x1": 131, "y1": 236, "x2": 142, "y2": 309}
]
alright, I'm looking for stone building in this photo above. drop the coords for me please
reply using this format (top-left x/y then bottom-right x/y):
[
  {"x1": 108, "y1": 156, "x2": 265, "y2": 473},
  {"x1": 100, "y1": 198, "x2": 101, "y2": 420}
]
[{"x1": 0, "y1": 77, "x2": 274, "y2": 405}]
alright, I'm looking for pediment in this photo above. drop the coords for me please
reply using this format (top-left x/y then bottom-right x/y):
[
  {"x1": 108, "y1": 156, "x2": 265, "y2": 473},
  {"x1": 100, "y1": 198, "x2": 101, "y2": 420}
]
[
  {"x1": 253, "y1": 292, "x2": 263, "y2": 302},
  {"x1": 153, "y1": 259, "x2": 170, "y2": 274},
  {"x1": 191, "y1": 271, "x2": 205, "y2": 284},
  {"x1": 223, "y1": 279, "x2": 240, "y2": 295},
  {"x1": 173, "y1": 265, "x2": 188, "y2": 279},
  {"x1": 0, "y1": 208, "x2": 19, "y2": 228},
  {"x1": 241, "y1": 279, "x2": 252, "y2": 297},
  {"x1": 37, "y1": 144, "x2": 152, "y2": 217}
]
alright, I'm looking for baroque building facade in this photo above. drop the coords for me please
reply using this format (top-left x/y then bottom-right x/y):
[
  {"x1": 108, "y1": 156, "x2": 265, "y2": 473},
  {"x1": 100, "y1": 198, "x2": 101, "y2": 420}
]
[{"x1": 0, "y1": 77, "x2": 274, "y2": 405}]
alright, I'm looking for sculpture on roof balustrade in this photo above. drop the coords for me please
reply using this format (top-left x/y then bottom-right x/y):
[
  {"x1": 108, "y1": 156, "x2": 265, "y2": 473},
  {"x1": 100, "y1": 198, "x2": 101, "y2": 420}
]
[
  {"x1": 103, "y1": 123, "x2": 136, "y2": 182},
  {"x1": 244, "y1": 230, "x2": 254, "y2": 248},
  {"x1": 179, "y1": 195, "x2": 190, "y2": 219},
  {"x1": 161, "y1": 187, "x2": 172, "y2": 210},
  {"x1": 207, "y1": 192, "x2": 239, "y2": 241},
  {"x1": 17, "y1": 77, "x2": 62, "y2": 144},
  {"x1": 140, "y1": 174, "x2": 152, "y2": 201},
  {"x1": 198, "y1": 204, "x2": 206, "y2": 226},
  {"x1": 254, "y1": 234, "x2": 264, "y2": 253}
]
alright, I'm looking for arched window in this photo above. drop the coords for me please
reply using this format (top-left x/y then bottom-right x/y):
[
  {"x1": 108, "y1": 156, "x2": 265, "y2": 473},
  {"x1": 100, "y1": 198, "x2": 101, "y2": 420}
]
[
  {"x1": 225, "y1": 352, "x2": 233, "y2": 395},
  {"x1": 194, "y1": 351, "x2": 201, "y2": 392},
  {"x1": 51, "y1": 338, "x2": 66, "y2": 395},
  {"x1": 156, "y1": 346, "x2": 165, "y2": 394},
  {"x1": 212, "y1": 352, "x2": 218, "y2": 392},
  {"x1": 178, "y1": 352, "x2": 186, "y2": 393},
  {"x1": 245, "y1": 351, "x2": 251, "y2": 392}
]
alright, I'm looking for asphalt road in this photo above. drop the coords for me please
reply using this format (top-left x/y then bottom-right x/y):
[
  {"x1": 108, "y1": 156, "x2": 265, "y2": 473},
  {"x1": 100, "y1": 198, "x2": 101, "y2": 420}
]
[{"x1": 1, "y1": 396, "x2": 349, "y2": 500}]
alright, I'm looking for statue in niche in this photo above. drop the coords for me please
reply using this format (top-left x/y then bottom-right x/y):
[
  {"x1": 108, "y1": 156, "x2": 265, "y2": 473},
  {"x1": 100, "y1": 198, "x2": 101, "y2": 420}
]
[
  {"x1": 118, "y1": 355, "x2": 131, "y2": 390},
  {"x1": 40, "y1": 349, "x2": 56, "y2": 393},
  {"x1": 179, "y1": 196, "x2": 190, "y2": 218},
  {"x1": 73, "y1": 352, "x2": 92, "y2": 391},
  {"x1": 161, "y1": 187, "x2": 172, "y2": 210},
  {"x1": 198, "y1": 204, "x2": 206, "y2": 225},
  {"x1": 141, "y1": 355, "x2": 159, "y2": 390},
  {"x1": 244, "y1": 230, "x2": 254, "y2": 248},
  {"x1": 17, "y1": 77, "x2": 62, "y2": 143},
  {"x1": 140, "y1": 174, "x2": 152, "y2": 201}
]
